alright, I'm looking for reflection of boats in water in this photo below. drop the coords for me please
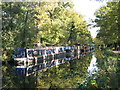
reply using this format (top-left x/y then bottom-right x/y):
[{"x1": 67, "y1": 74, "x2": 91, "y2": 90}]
[{"x1": 15, "y1": 57, "x2": 66, "y2": 77}]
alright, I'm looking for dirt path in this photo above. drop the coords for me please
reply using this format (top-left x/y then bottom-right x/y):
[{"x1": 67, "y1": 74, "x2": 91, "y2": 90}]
[{"x1": 113, "y1": 51, "x2": 120, "y2": 54}]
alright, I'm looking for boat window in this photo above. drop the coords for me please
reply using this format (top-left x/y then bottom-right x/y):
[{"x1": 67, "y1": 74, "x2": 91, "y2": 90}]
[
  {"x1": 15, "y1": 68, "x2": 26, "y2": 76},
  {"x1": 65, "y1": 46, "x2": 71, "y2": 50},
  {"x1": 40, "y1": 64, "x2": 45, "y2": 69},
  {"x1": 48, "y1": 50, "x2": 51, "y2": 54},
  {"x1": 15, "y1": 49, "x2": 26, "y2": 58},
  {"x1": 60, "y1": 48, "x2": 63, "y2": 52},
  {"x1": 41, "y1": 50, "x2": 45, "y2": 55},
  {"x1": 28, "y1": 68, "x2": 33, "y2": 74},
  {"x1": 33, "y1": 50, "x2": 39, "y2": 56},
  {"x1": 58, "y1": 48, "x2": 61, "y2": 52},
  {"x1": 28, "y1": 50, "x2": 33, "y2": 57},
  {"x1": 39, "y1": 50, "x2": 42, "y2": 56},
  {"x1": 46, "y1": 49, "x2": 49, "y2": 55},
  {"x1": 51, "y1": 49, "x2": 54, "y2": 53}
]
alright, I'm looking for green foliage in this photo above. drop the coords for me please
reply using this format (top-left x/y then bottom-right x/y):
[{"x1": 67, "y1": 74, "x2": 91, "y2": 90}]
[
  {"x1": 2, "y1": 2, "x2": 92, "y2": 60},
  {"x1": 94, "y1": 2, "x2": 120, "y2": 46},
  {"x1": 35, "y1": 2, "x2": 91, "y2": 45},
  {"x1": 2, "y1": 2, "x2": 40, "y2": 60}
]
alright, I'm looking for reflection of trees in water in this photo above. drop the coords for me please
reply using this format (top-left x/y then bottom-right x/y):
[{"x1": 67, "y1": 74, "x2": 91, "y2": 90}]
[
  {"x1": 3, "y1": 50, "x2": 120, "y2": 88},
  {"x1": 36, "y1": 54, "x2": 92, "y2": 88},
  {"x1": 85, "y1": 49, "x2": 120, "y2": 88},
  {"x1": 94, "y1": 49, "x2": 104, "y2": 59},
  {"x1": 2, "y1": 54, "x2": 94, "y2": 88},
  {"x1": 2, "y1": 64, "x2": 38, "y2": 88},
  {"x1": 117, "y1": 60, "x2": 120, "y2": 87}
]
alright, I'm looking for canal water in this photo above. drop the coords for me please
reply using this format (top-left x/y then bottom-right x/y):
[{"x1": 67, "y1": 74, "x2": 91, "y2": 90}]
[{"x1": 2, "y1": 49, "x2": 120, "y2": 89}]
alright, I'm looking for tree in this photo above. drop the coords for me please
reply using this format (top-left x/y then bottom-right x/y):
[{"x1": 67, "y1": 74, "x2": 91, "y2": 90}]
[
  {"x1": 35, "y1": 2, "x2": 91, "y2": 45},
  {"x1": 2, "y1": 2, "x2": 40, "y2": 60},
  {"x1": 94, "y1": 2, "x2": 120, "y2": 48},
  {"x1": 2, "y1": 1, "x2": 92, "y2": 60}
]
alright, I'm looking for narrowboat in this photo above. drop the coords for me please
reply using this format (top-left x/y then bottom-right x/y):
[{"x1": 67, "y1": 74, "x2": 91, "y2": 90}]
[{"x1": 14, "y1": 46, "x2": 66, "y2": 62}]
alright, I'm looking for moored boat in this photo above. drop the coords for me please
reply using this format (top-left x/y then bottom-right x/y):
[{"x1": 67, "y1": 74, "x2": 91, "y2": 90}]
[{"x1": 14, "y1": 46, "x2": 66, "y2": 63}]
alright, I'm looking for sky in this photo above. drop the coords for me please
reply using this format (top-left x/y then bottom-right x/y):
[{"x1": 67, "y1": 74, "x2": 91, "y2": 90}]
[{"x1": 72, "y1": 0, "x2": 107, "y2": 38}]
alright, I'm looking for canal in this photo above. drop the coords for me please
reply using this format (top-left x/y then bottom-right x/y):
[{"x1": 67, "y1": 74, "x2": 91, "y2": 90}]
[{"x1": 2, "y1": 49, "x2": 120, "y2": 89}]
